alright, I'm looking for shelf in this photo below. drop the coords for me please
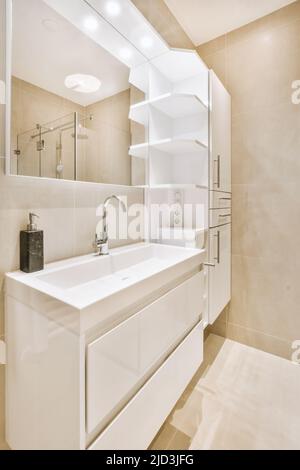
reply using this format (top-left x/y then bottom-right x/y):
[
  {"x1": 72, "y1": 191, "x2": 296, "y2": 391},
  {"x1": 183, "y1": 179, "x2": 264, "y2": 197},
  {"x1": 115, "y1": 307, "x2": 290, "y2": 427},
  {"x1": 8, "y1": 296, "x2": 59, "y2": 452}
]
[
  {"x1": 147, "y1": 184, "x2": 208, "y2": 190},
  {"x1": 151, "y1": 49, "x2": 208, "y2": 84},
  {"x1": 129, "y1": 93, "x2": 208, "y2": 126},
  {"x1": 129, "y1": 143, "x2": 149, "y2": 158},
  {"x1": 129, "y1": 138, "x2": 208, "y2": 159},
  {"x1": 152, "y1": 138, "x2": 207, "y2": 154}
]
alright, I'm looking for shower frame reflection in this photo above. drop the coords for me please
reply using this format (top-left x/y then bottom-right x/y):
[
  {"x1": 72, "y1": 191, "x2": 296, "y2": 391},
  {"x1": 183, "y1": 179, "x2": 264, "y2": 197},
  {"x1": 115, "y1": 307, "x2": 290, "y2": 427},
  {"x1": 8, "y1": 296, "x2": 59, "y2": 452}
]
[{"x1": 13, "y1": 112, "x2": 93, "y2": 179}]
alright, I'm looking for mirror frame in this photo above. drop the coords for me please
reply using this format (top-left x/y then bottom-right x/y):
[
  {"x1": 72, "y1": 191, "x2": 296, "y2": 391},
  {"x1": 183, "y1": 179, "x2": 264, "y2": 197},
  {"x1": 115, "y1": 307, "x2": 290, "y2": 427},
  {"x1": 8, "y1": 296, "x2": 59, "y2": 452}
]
[
  {"x1": 5, "y1": 0, "x2": 12, "y2": 176},
  {"x1": 4, "y1": 0, "x2": 169, "y2": 186}
]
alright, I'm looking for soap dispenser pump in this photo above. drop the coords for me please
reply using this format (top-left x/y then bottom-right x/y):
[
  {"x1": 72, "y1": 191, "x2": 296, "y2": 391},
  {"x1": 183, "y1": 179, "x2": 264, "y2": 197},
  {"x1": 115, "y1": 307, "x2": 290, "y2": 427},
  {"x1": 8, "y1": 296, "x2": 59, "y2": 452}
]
[{"x1": 20, "y1": 213, "x2": 44, "y2": 273}]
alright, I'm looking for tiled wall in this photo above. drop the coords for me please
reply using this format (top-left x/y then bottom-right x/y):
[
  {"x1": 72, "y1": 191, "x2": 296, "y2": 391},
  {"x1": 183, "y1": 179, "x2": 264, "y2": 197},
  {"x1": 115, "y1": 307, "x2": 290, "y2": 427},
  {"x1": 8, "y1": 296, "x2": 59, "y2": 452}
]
[
  {"x1": 85, "y1": 89, "x2": 131, "y2": 185},
  {"x1": 198, "y1": 0, "x2": 300, "y2": 360}
]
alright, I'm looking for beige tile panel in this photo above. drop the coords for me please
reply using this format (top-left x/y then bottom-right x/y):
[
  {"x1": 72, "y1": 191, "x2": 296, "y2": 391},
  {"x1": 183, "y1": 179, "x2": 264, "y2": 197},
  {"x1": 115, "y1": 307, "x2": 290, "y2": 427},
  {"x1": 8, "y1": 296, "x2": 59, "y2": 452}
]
[
  {"x1": 230, "y1": 254, "x2": 300, "y2": 343},
  {"x1": 197, "y1": 35, "x2": 226, "y2": 58},
  {"x1": 232, "y1": 103, "x2": 300, "y2": 185},
  {"x1": 228, "y1": 38, "x2": 300, "y2": 116},
  {"x1": 227, "y1": 0, "x2": 300, "y2": 48},
  {"x1": 232, "y1": 183, "x2": 300, "y2": 260},
  {"x1": 150, "y1": 423, "x2": 177, "y2": 450},
  {"x1": 232, "y1": 183, "x2": 300, "y2": 259},
  {"x1": 226, "y1": 323, "x2": 293, "y2": 361},
  {"x1": 131, "y1": 0, "x2": 194, "y2": 49},
  {"x1": 199, "y1": 50, "x2": 227, "y2": 88}
]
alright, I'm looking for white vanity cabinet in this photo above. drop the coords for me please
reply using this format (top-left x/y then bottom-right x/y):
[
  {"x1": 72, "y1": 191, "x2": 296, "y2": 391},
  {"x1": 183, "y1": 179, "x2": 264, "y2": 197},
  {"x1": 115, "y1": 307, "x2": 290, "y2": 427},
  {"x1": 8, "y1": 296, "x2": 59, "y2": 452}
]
[
  {"x1": 5, "y1": 243, "x2": 206, "y2": 450},
  {"x1": 210, "y1": 71, "x2": 231, "y2": 193}
]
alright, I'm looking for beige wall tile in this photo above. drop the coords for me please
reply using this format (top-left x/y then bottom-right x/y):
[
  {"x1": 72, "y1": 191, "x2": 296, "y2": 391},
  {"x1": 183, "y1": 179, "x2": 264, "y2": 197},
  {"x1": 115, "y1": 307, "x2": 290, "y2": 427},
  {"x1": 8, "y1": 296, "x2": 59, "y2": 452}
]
[
  {"x1": 229, "y1": 254, "x2": 300, "y2": 344},
  {"x1": 149, "y1": 423, "x2": 177, "y2": 450},
  {"x1": 197, "y1": 35, "x2": 226, "y2": 58},
  {"x1": 226, "y1": 323, "x2": 292, "y2": 361},
  {"x1": 167, "y1": 430, "x2": 191, "y2": 450},
  {"x1": 131, "y1": 0, "x2": 194, "y2": 49},
  {"x1": 199, "y1": 49, "x2": 227, "y2": 88},
  {"x1": 196, "y1": 1, "x2": 300, "y2": 360}
]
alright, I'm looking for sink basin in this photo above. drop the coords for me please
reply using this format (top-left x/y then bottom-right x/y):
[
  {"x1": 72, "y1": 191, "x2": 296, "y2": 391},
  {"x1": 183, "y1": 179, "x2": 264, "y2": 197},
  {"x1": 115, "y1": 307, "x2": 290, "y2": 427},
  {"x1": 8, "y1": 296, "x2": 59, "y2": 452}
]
[
  {"x1": 37, "y1": 242, "x2": 191, "y2": 290},
  {"x1": 5, "y1": 243, "x2": 205, "y2": 333}
]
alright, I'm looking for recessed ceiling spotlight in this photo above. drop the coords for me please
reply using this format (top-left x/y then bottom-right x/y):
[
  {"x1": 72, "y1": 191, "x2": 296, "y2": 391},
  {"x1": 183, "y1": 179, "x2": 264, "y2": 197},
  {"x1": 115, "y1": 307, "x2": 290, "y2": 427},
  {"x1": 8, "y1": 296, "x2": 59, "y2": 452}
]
[
  {"x1": 106, "y1": 1, "x2": 121, "y2": 17},
  {"x1": 83, "y1": 16, "x2": 99, "y2": 32},
  {"x1": 119, "y1": 48, "x2": 133, "y2": 61},
  {"x1": 42, "y1": 18, "x2": 60, "y2": 33},
  {"x1": 64, "y1": 74, "x2": 101, "y2": 94},
  {"x1": 140, "y1": 36, "x2": 154, "y2": 49}
]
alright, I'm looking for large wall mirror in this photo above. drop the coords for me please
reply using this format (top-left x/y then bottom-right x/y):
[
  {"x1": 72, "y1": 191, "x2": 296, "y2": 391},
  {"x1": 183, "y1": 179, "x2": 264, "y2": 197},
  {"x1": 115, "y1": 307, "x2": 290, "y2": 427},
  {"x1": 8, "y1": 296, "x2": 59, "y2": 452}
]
[{"x1": 6, "y1": 0, "x2": 168, "y2": 185}]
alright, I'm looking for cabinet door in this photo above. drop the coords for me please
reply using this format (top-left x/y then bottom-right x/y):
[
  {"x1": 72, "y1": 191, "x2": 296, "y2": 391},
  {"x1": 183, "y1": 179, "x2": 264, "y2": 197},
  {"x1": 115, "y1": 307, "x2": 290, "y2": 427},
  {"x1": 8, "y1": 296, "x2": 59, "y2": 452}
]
[
  {"x1": 208, "y1": 224, "x2": 231, "y2": 324},
  {"x1": 210, "y1": 71, "x2": 231, "y2": 193},
  {"x1": 86, "y1": 273, "x2": 203, "y2": 435}
]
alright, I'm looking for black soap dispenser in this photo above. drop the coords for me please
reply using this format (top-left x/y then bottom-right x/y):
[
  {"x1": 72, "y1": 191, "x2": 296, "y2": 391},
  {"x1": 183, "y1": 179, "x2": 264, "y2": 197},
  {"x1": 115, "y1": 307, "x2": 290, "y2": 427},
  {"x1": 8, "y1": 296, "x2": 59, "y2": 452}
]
[{"x1": 20, "y1": 213, "x2": 44, "y2": 273}]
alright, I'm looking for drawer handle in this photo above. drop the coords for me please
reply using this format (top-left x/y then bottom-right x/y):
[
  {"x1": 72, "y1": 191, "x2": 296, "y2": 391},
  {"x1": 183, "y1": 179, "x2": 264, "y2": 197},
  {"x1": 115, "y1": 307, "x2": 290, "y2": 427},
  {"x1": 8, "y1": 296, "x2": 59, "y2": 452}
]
[
  {"x1": 204, "y1": 263, "x2": 215, "y2": 268},
  {"x1": 219, "y1": 214, "x2": 231, "y2": 218},
  {"x1": 219, "y1": 197, "x2": 231, "y2": 201},
  {"x1": 214, "y1": 155, "x2": 221, "y2": 188},
  {"x1": 214, "y1": 231, "x2": 221, "y2": 264}
]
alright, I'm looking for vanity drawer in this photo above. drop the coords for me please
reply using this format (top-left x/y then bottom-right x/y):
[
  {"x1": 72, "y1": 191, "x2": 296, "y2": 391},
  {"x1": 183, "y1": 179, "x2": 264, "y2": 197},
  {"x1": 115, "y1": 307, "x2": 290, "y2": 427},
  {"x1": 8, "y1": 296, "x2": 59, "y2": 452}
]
[
  {"x1": 86, "y1": 272, "x2": 204, "y2": 435},
  {"x1": 89, "y1": 322, "x2": 203, "y2": 450},
  {"x1": 210, "y1": 208, "x2": 231, "y2": 227},
  {"x1": 210, "y1": 191, "x2": 232, "y2": 210}
]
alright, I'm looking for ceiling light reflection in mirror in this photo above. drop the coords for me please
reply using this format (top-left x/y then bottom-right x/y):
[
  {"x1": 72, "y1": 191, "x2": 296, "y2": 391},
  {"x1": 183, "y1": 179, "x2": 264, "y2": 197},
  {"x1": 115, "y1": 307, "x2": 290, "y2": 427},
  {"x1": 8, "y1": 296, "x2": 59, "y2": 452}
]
[
  {"x1": 64, "y1": 74, "x2": 101, "y2": 93},
  {"x1": 43, "y1": 0, "x2": 147, "y2": 68},
  {"x1": 85, "y1": 0, "x2": 169, "y2": 59}
]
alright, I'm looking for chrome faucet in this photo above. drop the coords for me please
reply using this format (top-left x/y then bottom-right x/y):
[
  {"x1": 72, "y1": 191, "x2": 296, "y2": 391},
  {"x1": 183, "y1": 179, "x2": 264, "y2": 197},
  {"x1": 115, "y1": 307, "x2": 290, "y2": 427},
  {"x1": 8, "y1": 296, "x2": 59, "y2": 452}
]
[{"x1": 94, "y1": 195, "x2": 127, "y2": 256}]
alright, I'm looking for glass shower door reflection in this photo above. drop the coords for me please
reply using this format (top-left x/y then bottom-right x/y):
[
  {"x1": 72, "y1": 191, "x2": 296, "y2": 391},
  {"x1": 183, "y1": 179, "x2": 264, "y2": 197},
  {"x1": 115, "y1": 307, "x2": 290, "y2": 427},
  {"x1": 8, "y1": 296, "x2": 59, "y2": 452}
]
[{"x1": 11, "y1": 112, "x2": 90, "y2": 180}]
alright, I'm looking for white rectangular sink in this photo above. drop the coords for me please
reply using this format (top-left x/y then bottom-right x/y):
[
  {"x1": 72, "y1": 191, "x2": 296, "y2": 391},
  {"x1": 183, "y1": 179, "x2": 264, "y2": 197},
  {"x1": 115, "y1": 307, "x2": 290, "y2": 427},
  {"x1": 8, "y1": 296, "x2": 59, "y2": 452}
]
[{"x1": 5, "y1": 243, "x2": 205, "y2": 333}]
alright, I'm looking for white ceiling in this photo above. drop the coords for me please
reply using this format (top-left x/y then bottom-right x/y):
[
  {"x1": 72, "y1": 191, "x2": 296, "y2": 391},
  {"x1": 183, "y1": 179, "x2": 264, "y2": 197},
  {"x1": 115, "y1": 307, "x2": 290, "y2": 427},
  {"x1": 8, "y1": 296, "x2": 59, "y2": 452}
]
[
  {"x1": 164, "y1": 0, "x2": 297, "y2": 45},
  {"x1": 12, "y1": 0, "x2": 130, "y2": 106}
]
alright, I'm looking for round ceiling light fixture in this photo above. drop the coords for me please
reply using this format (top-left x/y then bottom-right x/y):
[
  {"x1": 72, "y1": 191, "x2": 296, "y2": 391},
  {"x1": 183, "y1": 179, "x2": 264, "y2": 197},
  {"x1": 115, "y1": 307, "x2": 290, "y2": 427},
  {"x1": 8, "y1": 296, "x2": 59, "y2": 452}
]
[
  {"x1": 83, "y1": 16, "x2": 99, "y2": 32},
  {"x1": 140, "y1": 36, "x2": 154, "y2": 49},
  {"x1": 42, "y1": 18, "x2": 60, "y2": 33},
  {"x1": 64, "y1": 74, "x2": 101, "y2": 94},
  {"x1": 105, "y1": 1, "x2": 121, "y2": 17}
]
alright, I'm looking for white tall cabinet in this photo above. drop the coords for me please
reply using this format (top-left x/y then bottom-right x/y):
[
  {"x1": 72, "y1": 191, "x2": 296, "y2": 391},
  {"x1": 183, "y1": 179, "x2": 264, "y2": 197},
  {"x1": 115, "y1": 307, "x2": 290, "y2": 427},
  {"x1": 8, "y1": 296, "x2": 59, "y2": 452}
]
[
  {"x1": 129, "y1": 53, "x2": 231, "y2": 328},
  {"x1": 207, "y1": 71, "x2": 232, "y2": 325}
]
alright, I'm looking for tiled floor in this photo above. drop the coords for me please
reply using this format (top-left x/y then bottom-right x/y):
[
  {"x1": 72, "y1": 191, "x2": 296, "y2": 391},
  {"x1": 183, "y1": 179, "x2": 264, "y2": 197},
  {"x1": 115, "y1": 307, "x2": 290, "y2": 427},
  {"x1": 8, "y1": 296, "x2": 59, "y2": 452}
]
[{"x1": 150, "y1": 334, "x2": 300, "y2": 450}]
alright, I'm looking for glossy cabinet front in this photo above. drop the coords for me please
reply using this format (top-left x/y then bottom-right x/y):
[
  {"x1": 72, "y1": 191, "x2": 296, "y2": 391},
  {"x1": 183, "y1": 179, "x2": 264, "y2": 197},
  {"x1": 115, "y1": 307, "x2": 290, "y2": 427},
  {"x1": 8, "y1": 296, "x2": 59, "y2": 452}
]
[
  {"x1": 208, "y1": 224, "x2": 231, "y2": 325},
  {"x1": 208, "y1": 71, "x2": 232, "y2": 325},
  {"x1": 86, "y1": 272, "x2": 203, "y2": 435},
  {"x1": 210, "y1": 71, "x2": 231, "y2": 193}
]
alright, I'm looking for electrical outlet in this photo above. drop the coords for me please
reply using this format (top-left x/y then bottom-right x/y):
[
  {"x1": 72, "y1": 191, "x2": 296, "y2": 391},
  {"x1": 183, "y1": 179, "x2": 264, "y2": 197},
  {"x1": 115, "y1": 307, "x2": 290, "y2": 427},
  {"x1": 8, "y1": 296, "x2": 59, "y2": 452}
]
[{"x1": 173, "y1": 190, "x2": 183, "y2": 228}]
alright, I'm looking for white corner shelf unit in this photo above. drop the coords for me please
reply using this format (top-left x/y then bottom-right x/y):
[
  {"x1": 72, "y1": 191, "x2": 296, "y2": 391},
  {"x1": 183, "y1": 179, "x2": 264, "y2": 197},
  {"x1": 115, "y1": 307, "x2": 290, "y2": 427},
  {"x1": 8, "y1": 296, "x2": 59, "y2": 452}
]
[
  {"x1": 129, "y1": 92, "x2": 207, "y2": 125},
  {"x1": 129, "y1": 48, "x2": 209, "y2": 188}
]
